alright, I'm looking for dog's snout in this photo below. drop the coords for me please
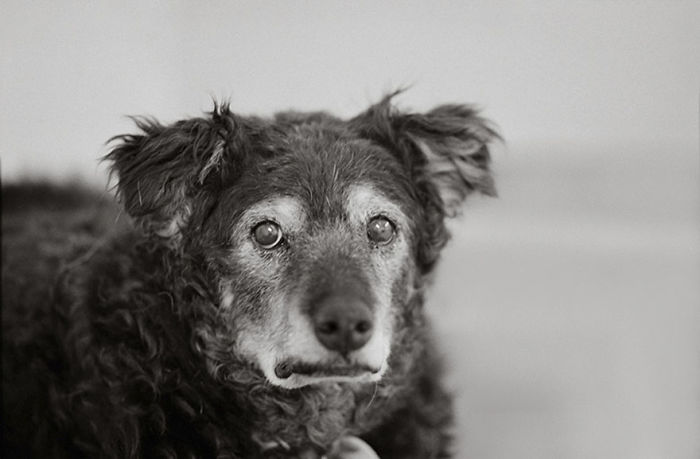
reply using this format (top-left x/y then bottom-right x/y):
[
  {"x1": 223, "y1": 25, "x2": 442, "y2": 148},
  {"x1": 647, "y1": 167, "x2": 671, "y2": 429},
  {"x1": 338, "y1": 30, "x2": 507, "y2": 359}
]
[{"x1": 312, "y1": 294, "x2": 374, "y2": 354}]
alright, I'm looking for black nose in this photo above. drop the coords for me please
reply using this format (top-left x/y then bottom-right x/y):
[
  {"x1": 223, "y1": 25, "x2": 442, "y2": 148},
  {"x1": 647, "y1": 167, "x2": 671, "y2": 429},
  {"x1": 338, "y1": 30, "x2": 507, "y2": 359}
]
[{"x1": 312, "y1": 293, "x2": 374, "y2": 354}]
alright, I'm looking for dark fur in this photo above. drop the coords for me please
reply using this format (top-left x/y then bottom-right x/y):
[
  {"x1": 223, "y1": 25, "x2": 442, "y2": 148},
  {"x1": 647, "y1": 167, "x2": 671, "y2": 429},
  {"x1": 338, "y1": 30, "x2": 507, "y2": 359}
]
[{"x1": 2, "y1": 94, "x2": 497, "y2": 458}]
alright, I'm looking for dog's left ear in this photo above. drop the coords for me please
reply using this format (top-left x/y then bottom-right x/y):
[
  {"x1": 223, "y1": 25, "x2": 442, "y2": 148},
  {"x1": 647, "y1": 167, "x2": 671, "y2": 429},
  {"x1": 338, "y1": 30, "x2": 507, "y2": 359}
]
[
  {"x1": 106, "y1": 105, "x2": 251, "y2": 240},
  {"x1": 351, "y1": 96, "x2": 498, "y2": 215}
]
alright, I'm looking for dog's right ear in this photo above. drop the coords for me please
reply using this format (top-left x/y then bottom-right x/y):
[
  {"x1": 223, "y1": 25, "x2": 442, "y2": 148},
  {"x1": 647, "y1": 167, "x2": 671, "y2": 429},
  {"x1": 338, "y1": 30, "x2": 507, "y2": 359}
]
[
  {"x1": 106, "y1": 104, "x2": 250, "y2": 240},
  {"x1": 350, "y1": 93, "x2": 498, "y2": 215},
  {"x1": 350, "y1": 93, "x2": 499, "y2": 273}
]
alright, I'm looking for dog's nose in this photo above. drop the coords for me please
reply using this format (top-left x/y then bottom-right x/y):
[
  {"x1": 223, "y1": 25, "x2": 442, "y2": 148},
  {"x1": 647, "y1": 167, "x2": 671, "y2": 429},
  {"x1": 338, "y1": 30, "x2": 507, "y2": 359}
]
[{"x1": 312, "y1": 294, "x2": 374, "y2": 354}]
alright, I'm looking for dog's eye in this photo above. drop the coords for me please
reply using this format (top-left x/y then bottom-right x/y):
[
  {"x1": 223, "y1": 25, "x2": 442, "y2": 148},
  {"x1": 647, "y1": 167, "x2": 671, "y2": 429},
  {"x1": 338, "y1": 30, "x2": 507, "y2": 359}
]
[
  {"x1": 367, "y1": 216, "x2": 396, "y2": 245},
  {"x1": 252, "y1": 221, "x2": 284, "y2": 249}
]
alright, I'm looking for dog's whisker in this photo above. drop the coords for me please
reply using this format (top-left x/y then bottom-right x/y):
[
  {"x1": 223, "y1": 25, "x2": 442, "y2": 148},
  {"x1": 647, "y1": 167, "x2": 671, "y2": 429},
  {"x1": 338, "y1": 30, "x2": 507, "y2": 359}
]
[{"x1": 365, "y1": 381, "x2": 379, "y2": 410}]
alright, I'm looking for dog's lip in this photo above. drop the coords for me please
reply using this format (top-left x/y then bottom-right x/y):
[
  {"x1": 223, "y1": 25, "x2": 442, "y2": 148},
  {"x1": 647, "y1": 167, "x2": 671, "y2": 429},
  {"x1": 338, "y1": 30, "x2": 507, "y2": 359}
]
[{"x1": 274, "y1": 360, "x2": 380, "y2": 380}]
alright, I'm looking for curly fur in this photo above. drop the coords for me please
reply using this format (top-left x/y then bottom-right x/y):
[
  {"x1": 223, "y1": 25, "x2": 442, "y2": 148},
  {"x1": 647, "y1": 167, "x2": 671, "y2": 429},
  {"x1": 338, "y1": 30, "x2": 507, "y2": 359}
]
[{"x1": 2, "y1": 94, "x2": 497, "y2": 458}]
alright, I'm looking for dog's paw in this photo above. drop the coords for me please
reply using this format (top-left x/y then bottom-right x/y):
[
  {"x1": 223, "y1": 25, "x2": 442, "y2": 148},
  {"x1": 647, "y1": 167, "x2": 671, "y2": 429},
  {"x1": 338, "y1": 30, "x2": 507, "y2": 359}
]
[{"x1": 324, "y1": 436, "x2": 380, "y2": 459}]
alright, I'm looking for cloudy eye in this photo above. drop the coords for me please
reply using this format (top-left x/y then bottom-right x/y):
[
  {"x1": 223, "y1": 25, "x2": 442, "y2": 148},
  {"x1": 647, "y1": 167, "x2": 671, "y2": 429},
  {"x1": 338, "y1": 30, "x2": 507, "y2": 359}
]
[
  {"x1": 252, "y1": 221, "x2": 284, "y2": 249},
  {"x1": 367, "y1": 216, "x2": 396, "y2": 245}
]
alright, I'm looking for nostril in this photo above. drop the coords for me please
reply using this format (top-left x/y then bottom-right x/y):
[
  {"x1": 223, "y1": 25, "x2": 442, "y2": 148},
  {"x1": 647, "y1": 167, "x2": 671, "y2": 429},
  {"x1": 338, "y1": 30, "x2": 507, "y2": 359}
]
[
  {"x1": 316, "y1": 320, "x2": 339, "y2": 335},
  {"x1": 354, "y1": 320, "x2": 372, "y2": 334}
]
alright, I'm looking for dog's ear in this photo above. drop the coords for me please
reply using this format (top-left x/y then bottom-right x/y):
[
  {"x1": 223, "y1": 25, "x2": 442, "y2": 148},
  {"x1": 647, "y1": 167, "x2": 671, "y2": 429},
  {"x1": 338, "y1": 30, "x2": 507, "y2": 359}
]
[
  {"x1": 351, "y1": 94, "x2": 498, "y2": 273},
  {"x1": 106, "y1": 104, "x2": 250, "y2": 239},
  {"x1": 351, "y1": 95, "x2": 498, "y2": 215}
]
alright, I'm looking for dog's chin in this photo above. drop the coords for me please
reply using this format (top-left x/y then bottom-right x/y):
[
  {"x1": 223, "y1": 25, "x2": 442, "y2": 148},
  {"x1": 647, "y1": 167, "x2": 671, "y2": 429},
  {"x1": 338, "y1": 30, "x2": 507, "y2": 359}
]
[{"x1": 262, "y1": 360, "x2": 387, "y2": 389}]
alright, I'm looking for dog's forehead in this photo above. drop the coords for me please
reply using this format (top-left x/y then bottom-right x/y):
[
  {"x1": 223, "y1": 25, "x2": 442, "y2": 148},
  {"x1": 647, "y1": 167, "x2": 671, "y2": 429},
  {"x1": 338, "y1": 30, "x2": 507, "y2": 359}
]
[
  {"x1": 208, "y1": 122, "x2": 419, "y2": 238},
  {"x1": 245, "y1": 124, "x2": 414, "y2": 218},
  {"x1": 306, "y1": 129, "x2": 409, "y2": 204}
]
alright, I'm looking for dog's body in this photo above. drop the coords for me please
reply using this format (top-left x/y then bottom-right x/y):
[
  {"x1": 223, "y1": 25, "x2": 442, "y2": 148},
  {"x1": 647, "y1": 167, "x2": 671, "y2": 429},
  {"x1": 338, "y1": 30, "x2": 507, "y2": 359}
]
[{"x1": 2, "y1": 95, "x2": 496, "y2": 458}]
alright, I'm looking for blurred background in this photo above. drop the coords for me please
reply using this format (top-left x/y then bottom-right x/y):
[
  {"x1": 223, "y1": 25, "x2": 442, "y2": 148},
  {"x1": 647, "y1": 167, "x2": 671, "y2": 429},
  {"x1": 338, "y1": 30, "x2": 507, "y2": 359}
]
[{"x1": 1, "y1": 1, "x2": 698, "y2": 457}]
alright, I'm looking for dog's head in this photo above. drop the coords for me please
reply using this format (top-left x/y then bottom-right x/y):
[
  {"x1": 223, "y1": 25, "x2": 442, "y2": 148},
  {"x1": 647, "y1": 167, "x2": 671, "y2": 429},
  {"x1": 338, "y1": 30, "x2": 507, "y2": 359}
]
[{"x1": 107, "y1": 94, "x2": 497, "y2": 389}]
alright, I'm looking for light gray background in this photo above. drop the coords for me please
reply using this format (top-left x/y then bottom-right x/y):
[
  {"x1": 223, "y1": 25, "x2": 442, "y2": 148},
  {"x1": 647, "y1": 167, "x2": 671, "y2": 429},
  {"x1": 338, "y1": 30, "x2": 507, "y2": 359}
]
[{"x1": 2, "y1": 1, "x2": 699, "y2": 458}]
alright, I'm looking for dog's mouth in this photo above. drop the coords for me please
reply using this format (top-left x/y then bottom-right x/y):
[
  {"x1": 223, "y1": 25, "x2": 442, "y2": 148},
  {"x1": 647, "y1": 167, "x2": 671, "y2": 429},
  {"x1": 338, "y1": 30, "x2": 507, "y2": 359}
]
[{"x1": 274, "y1": 360, "x2": 381, "y2": 380}]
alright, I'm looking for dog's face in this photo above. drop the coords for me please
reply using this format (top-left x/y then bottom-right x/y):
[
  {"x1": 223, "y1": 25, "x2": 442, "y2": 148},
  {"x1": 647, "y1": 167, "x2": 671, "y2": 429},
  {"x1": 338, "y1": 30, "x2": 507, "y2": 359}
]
[
  {"x1": 206, "y1": 134, "x2": 419, "y2": 388},
  {"x1": 108, "y1": 95, "x2": 496, "y2": 389}
]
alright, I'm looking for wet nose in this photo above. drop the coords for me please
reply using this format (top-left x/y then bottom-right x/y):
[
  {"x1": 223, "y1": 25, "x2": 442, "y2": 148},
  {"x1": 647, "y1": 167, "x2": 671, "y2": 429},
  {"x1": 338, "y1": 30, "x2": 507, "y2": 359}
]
[{"x1": 312, "y1": 293, "x2": 374, "y2": 354}]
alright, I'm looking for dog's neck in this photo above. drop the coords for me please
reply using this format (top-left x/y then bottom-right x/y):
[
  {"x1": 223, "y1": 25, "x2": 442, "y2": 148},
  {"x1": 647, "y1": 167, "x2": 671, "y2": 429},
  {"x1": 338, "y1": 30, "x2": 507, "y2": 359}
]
[{"x1": 240, "y1": 359, "x2": 419, "y2": 456}]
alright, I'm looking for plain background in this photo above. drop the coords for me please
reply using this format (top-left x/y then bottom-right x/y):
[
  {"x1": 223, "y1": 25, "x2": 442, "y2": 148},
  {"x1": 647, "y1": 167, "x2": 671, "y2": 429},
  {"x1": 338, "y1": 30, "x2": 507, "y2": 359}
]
[{"x1": 2, "y1": 1, "x2": 699, "y2": 458}]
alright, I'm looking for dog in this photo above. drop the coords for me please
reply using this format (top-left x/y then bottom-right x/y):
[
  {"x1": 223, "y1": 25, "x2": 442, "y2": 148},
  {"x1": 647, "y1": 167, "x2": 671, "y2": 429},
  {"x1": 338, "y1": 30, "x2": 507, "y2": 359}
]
[{"x1": 1, "y1": 93, "x2": 497, "y2": 458}]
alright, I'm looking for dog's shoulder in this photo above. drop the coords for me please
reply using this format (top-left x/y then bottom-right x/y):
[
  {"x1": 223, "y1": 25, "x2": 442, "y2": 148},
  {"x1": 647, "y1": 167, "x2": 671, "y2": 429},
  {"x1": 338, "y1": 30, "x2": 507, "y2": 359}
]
[{"x1": 2, "y1": 183, "x2": 123, "y2": 319}]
